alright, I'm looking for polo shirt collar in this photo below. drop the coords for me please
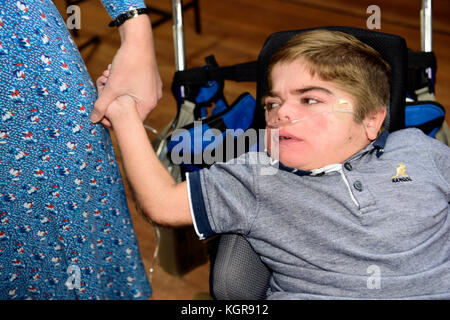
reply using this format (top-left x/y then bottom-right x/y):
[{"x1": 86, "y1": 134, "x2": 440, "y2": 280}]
[
  {"x1": 372, "y1": 130, "x2": 389, "y2": 158},
  {"x1": 277, "y1": 160, "x2": 312, "y2": 176}
]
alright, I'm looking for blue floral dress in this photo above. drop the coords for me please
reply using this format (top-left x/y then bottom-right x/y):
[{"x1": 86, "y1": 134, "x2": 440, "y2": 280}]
[{"x1": 0, "y1": 0, "x2": 152, "y2": 299}]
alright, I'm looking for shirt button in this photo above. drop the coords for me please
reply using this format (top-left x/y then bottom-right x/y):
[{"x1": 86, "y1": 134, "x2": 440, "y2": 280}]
[
  {"x1": 353, "y1": 181, "x2": 363, "y2": 191},
  {"x1": 344, "y1": 162, "x2": 353, "y2": 171}
]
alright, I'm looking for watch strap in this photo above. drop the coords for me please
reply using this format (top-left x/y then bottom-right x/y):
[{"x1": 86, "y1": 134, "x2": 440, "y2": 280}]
[{"x1": 108, "y1": 8, "x2": 149, "y2": 28}]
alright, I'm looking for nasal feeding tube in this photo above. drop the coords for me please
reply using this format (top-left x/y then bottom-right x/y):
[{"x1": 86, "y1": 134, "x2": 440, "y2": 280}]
[{"x1": 265, "y1": 99, "x2": 355, "y2": 128}]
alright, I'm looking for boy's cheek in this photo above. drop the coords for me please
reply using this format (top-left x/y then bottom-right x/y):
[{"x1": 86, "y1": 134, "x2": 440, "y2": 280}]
[{"x1": 309, "y1": 116, "x2": 329, "y2": 132}]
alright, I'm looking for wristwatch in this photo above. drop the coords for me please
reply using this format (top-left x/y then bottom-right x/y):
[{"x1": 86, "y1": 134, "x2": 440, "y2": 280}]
[{"x1": 108, "y1": 8, "x2": 149, "y2": 27}]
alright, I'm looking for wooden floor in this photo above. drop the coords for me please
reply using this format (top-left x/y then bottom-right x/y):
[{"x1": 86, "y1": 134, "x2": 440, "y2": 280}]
[{"x1": 55, "y1": 0, "x2": 450, "y2": 300}]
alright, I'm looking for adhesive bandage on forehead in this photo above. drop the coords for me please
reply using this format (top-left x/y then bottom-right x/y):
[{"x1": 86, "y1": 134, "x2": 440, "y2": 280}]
[{"x1": 265, "y1": 98, "x2": 354, "y2": 129}]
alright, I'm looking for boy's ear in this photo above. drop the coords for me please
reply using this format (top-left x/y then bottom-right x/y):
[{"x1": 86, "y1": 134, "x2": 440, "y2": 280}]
[{"x1": 363, "y1": 107, "x2": 387, "y2": 141}]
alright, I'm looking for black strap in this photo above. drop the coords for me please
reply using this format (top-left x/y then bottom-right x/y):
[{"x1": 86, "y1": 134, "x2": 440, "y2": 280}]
[
  {"x1": 408, "y1": 50, "x2": 436, "y2": 70},
  {"x1": 172, "y1": 61, "x2": 258, "y2": 87},
  {"x1": 411, "y1": 116, "x2": 444, "y2": 135},
  {"x1": 407, "y1": 50, "x2": 437, "y2": 99}
]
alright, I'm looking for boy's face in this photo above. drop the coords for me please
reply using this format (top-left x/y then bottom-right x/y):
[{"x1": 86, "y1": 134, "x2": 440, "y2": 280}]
[{"x1": 265, "y1": 59, "x2": 382, "y2": 171}]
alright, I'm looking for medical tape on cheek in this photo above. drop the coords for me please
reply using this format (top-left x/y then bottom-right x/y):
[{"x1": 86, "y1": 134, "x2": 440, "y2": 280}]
[{"x1": 331, "y1": 99, "x2": 354, "y2": 119}]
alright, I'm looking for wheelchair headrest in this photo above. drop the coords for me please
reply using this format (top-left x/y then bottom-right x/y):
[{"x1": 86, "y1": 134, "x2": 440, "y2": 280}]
[{"x1": 255, "y1": 26, "x2": 408, "y2": 133}]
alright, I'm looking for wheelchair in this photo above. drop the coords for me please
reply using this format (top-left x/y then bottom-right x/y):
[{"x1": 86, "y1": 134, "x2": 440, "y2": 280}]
[
  {"x1": 161, "y1": 25, "x2": 448, "y2": 300},
  {"x1": 154, "y1": 2, "x2": 448, "y2": 299}
]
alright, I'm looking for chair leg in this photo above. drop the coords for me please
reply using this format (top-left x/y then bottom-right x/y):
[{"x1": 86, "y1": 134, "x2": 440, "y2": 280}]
[
  {"x1": 78, "y1": 35, "x2": 101, "y2": 51},
  {"x1": 148, "y1": 7, "x2": 173, "y2": 29},
  {"x1": 192, "y1": 0, "x2": 201, "y2": 33},
  {"x1": 183, "y1": 0, "x2": 201, "y2": 33}
]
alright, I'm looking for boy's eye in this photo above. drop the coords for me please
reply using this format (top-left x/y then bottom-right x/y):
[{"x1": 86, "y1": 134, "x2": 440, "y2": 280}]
[
  {"x1": 301, "y1": 98, "x2": 320, "y2": 105},
  {"x1": 265, "y1": 102, "x2": 281, "y2": 111}
]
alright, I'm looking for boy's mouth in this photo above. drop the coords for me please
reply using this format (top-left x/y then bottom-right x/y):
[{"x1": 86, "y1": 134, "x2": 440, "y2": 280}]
[
  {"x1": 277, "y1": 130, "x2": 302, "y2": 143},
  {"x1": 267, "y1": 128, "x2": 304, "y2": 150},
  {"x1": 278, "y1": 130, "x2": 299, "y2": 140}
]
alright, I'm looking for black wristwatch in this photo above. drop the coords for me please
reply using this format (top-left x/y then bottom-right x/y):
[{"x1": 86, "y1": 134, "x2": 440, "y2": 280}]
[{"x1": 108, "y1": 8, "x2": 149, "y2": 27}]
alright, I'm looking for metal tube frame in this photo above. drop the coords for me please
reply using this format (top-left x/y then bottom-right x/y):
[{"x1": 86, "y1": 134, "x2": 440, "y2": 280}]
[
  {"x1": 172, "y1": 0, "x2": 186, "y2": 72},
  {"x1": 421, "y1": 0, "x2": 433, "y2": 52}
]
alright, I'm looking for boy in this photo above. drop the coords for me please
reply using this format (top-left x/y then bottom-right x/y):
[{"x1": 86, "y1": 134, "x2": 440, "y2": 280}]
[{"x1": 94, "y1": 30, "x2": 450, "y2": 299}]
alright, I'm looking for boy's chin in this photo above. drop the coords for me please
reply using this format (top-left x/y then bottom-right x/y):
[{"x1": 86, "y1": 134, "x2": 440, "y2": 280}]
[
  {"x1": 267, "y1": 144, "x2": 315, "y2": 171},
  {"x1": 279, "y1": 150, "x2": 327, "y2": 171},
  {"x1": 270, "y1": 152, "x2": 307, "y2": 171}
]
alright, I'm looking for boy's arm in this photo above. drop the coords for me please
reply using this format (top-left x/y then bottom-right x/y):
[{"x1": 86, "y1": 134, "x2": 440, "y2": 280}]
[{"x1": 108, "y1": 96, "x2": 192, "y2": 227}]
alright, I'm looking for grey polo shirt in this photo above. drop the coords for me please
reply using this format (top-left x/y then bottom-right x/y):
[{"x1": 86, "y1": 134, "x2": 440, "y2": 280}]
[{"x1": 187, "y1": 128, "x2": 450, "y2": 299}]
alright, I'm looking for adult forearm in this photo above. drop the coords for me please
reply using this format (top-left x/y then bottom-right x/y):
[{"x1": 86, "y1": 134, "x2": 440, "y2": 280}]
[
  {"x1": 92, "y1": 13, "x2": 162, "y2": 125},
  {"x1": 118, "y1": 14, "x2": 154, "y2": 47}
]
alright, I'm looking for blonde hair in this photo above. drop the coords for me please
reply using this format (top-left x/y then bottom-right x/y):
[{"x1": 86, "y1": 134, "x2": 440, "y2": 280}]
[{"x1": 267, "y1": 29, "x2": 391, "y2": 127}]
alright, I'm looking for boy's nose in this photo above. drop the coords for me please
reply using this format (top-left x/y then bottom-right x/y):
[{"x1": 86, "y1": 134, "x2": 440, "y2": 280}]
[{"x1": 272, "y1": 100, "x2": 298, "y2": 122}]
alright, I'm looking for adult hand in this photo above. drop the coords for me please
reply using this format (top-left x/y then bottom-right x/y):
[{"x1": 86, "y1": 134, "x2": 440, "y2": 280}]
[{"x1": 91, "y1": 14, "x2": 162, "y2": 127}]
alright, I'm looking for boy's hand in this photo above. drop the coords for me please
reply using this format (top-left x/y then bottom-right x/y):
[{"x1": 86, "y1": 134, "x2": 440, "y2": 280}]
[
  {"x1": 105, "y1": 95, "x2": 137, "y2": 121},
  {"x1": 96, "y1": 65, "x2": 137, "y2": 122},
  {"x1": 96, "y1": 64, "x2": 111, "y2": 96}
]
